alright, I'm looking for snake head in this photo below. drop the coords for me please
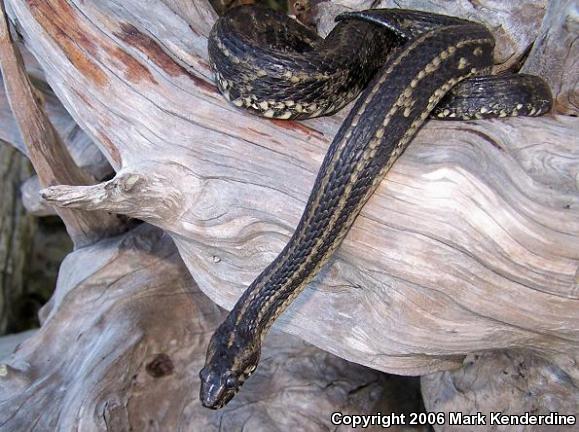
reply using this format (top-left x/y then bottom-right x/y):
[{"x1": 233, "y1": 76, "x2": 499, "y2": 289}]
[{"x1": 199, "y1": 324, "x2": 261, "y2": 409}]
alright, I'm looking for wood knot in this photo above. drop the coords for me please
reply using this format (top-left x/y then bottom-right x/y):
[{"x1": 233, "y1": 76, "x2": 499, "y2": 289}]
[{"x1": 146, "y1": 353, "x2": 174, "y2": 378}]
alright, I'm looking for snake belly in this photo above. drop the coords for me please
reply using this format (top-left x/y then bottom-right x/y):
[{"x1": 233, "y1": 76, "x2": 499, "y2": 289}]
[{"x1": 199, "y1": 6, "x2": 552, "y2": 410}]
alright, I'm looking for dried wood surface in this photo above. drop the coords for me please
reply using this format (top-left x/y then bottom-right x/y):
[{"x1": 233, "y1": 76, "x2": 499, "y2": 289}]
[
  {"x1": 0, "y1": 224, "x2": 425, "y2": 431},
  {"x1": 522, "y1": 0, "x2": 579, "y2": 116},
  {"x1": 0, "y1": 329, "x2": 35, "y2": 360},
  {"x1": 0, "y1": 72, "x2": 112, "y2": 215},
  {"x1": 0, "y1": 1, "x2": 122, "y2": 247},
  {"x1": 3, "y1": 0, "x2": 577, "y2": 378},
  {"x1": 422, "y1": 350, "x2": 579, "y2": 432},
  {"x1": 0, "y1": 69, "x2": 111, "y2": 179}
]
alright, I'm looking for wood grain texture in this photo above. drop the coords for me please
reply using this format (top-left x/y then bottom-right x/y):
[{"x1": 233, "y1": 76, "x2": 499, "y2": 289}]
[
  {"x1": 522, "y1": 0, "x2": 579, "y2": 115},
  {"x1": 0, "y1": 2, "x2": 123, "y2": 247},
  {"x1": 0, "y1": 224, "x2": 424, "y2": 431},
  {"x1": 6, "y1": 0, "x2": 578, "y2": 379},
  {"x1": 0, "y1": 73, "x2": 113, "y2": 215},
  {"x1": 0, "y1": 330, "x2": 35, "y2": 360},
  {"x1": 0, "y1": 73, "x2": 111, "y2": 180},
  {"x1": 422, "y1": 350, "x2": 579, "y2": 432}
]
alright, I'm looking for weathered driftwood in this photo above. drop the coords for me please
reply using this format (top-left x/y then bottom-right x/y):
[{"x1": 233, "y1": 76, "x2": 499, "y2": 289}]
[
  {"x1": 522, "y1": 0, "x2": 579, "y2": 116},
  {"x1": 0, "y1": 74, "x2": 112, "y2": 216},
  {"x1": 0, "y1": 224, "x2": 426, "y2": 431},
  {"x1": 1, "y1": 53, "x2": 112, "y2": 216},
  {"x1": 4, "y1": 0, "x2": 576, "y2": 378},
  {"x1": 0, "y1": 330, "x2": 34, "y2": 360},
  {"x1": 0, "y1": 2, "x2": 122, "y2": 247},
  {"x1": 422, "y1": 350, "x2": 579, "y2": 432},
  {"x1": 0, "y1": 41, "x2": 112, "y2": 214},
  {"x1": 0, "y1": 74, "x2": 112, "y2": 180},
  {"x1": 0, "y1": 142, "x2": 34, "y2": 334}
]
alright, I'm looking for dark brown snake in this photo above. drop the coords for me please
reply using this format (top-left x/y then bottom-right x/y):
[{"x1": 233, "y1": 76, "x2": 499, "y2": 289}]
[{"x1": 199, "y1": 5, "x2": 552, "y2": 409}]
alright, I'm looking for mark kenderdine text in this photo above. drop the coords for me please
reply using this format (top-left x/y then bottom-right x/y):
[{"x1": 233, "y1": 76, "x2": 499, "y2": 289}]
[{"x1": 330, "y1": 411, "x2": 576, "y2": 428}]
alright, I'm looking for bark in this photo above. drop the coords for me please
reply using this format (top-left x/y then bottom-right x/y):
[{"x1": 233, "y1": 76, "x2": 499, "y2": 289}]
[{"x1": 0, "y1": 142, "x2": 34, "y2": 334}]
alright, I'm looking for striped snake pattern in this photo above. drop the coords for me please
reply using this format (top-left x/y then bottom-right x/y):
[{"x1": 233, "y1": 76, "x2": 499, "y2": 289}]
[{"x1": 199, "y1": 6, "x2": 552, "y2": 409}]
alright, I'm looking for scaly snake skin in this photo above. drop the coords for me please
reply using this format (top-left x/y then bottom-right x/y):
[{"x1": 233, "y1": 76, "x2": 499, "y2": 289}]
[{"x1": 199, "y1": 6, "x2": 552, "y2": 409}]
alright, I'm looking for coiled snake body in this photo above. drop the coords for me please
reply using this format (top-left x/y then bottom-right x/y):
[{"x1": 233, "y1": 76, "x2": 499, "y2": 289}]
[{"x1": 200, "y1": 6, "x2": 552, "y2": 409}]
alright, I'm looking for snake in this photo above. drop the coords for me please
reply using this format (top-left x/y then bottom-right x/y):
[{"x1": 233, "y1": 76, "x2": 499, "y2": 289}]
[{"x1": 199, "y1": 5, "x2": 552, "y2": 409}]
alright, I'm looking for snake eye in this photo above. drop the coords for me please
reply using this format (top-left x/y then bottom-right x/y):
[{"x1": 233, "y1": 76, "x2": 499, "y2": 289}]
[{"x1": 225, "y1": 375, "x2": 238, "y2": 389}]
